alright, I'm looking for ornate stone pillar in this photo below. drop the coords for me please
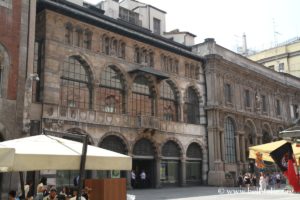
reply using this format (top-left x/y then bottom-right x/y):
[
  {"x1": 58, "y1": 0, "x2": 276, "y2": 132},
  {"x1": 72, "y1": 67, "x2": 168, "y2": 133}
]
[{"x1": 180, "y1": 158, "x2": 186, "y2": 187}]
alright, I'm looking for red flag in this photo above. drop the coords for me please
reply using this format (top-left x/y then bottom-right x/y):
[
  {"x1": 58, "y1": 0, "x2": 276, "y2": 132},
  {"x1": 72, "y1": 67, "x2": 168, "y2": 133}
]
[{"x1": 284, "y1": 158, "x2": 300, "y2": 192}]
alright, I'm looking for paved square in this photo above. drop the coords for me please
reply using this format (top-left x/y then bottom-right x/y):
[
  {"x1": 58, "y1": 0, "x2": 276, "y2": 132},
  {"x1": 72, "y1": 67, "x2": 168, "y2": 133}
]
[{"x1": 128, "y1": 186, "x2": 299, "y2": 200}]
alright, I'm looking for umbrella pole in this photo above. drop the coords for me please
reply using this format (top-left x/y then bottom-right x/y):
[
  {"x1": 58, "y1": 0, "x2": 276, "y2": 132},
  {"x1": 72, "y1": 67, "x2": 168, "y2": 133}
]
[
  {"x1": 77, "y1": 135, "x2": 88, "y2": 200},
  {"x1": 19, "y1": 172, "x2": 25, "y2": 200}
]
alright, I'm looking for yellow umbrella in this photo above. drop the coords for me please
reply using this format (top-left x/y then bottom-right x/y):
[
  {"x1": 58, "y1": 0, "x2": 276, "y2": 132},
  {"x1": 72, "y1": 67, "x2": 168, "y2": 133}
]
[{"x1": 249, "y1": 140, "x2": 300, "y2": 165}]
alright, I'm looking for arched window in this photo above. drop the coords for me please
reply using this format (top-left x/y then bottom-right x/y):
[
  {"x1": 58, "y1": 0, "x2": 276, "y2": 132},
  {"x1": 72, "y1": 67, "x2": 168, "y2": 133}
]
[
  {"x1": 184, "y1": 87, "x2": 200, "y2": 124},
  {"x1": 133, "y1": 138, "x2": 154, "y2": 156},
  {"x1": 74, "y1": 26, "x2": 83, "y2": 47},
  {"x1": 60, "y1": 57, "x2": 92, "y2": 109},
  {"x1": 131, "y1": 76, "x2": 154, "y2": 116},
  {"x1": 100, "y1": 135, "x2": 127, "y2": 154},
  {"x1": 224, "y1": 117, "x2": 236, "y2": 163},
  {"x1": 0, "y1": 43, "x2": 9, "y2": 98},
  {"x1": 160, "y1": 81, "x2": 178, "y2": 121},
  {"x1": 162, "y1": 141, "x2": 180, "y2": 157},
  {"x1": 187, "y1": 143, "x2": 202, "y2": 159},
  {"x1": 98, "y1": 66, "x2": 124, "y2": 113},
  {"x1": 244, "y1": 122, "x2": 255, "y2": 159},
  {"x1": 111, "y1": 38, "x2": 118, "y2": 56}
]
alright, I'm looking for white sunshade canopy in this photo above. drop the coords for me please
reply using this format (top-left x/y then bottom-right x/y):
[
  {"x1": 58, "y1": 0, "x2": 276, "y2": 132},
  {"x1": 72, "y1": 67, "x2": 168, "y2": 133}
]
[{"x1": 0, "y1": 135, "x2": 132, "y2": 172}]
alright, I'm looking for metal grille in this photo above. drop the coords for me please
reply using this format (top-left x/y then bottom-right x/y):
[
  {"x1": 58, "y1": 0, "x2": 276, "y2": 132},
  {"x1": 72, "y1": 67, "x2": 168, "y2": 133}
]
[
  {"x1": 224, "y1": 117, "x2": 236, "y2": 163},
  {"x1": 133, "y1": 138, "x2": 154, "y2": 156},
  {"x1": 100, "y1": 135, "x2": 127, "y2": 154},
  {"x1": 131, "y1": 76, "x2": 153, "y2": 116},
  {"x1": 184, "y1": 87, "x2": 200, "y2": 124},
  {"x1": 162, "y1": 141, "x2": 180, "y2": 157},
  {"x1": 60, "y1": 57, "x2": 92, "y2": 109},
  {"x1": 98, "y1": 66, "x2": 124, "y2": 113},
  {"x1": 159, "y1": 81, "x2": 178, "y2": 121},
  {"x1": 186, "y1": 143, "x2": 202, "y2": 159}
]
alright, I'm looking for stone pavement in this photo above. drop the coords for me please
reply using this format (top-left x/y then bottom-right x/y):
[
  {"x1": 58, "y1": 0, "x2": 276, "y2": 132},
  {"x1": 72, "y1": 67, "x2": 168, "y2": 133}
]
[{"x1": 128, "y1": 186, "x2": 299, "y2": 200}]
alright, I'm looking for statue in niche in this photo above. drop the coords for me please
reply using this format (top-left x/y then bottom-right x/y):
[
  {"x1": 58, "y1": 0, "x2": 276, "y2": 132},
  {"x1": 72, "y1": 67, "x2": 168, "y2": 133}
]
[{"x1": 255, "y1": 91, "x2": 261, "y2": 111}]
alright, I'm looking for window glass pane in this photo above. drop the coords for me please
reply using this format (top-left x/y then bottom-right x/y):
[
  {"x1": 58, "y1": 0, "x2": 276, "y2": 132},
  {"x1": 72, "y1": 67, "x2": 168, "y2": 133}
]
[
  {"x1": 186, "y1": 161, "x2": 201, "y2": 182},
  {"x1": 160, "y1": 160, "x2": 179, "y2": 184},
  {"x1": 224, "y1": 118, "x2": 236, "y2": 163},
  {"x1": 184, "y1": 88, "x2": 200, "y2": 124}
]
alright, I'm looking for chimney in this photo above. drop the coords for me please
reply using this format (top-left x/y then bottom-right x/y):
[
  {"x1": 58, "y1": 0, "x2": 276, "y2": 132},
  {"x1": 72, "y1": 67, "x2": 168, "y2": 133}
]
[{"x1": 242, "y1": 33, "x2": 248, "y2": 56}]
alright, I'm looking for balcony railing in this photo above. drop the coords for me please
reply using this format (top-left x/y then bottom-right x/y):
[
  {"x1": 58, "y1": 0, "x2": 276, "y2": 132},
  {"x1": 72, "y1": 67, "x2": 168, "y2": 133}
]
[{"x1": 42, "y1": 104, "x2": 205, "y2": 136}]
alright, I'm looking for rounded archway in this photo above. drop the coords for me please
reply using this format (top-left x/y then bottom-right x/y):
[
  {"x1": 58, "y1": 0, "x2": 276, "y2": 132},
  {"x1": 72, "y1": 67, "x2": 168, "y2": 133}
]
[
  {"x1": 186, "y1": 142, "x2": 203, "y2": 185},
  {"x1": 132, "y1": 138, "x2": 156, "y2": 188},
  {"x1": 161, "y1": 140, "x2": 182, "y2": 186}
]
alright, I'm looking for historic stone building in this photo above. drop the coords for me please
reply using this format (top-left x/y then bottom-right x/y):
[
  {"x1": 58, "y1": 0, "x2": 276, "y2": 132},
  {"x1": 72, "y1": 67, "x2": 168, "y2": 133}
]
[
  {"x1": 33, "y1": 0, "x2": 208, "y2": 188},
  {"x1": 0, "y1": 0, "x2": 37, "y2": 195},
  {"x1": 193, "y1": 38, "x2": 300, "y2": 186}
]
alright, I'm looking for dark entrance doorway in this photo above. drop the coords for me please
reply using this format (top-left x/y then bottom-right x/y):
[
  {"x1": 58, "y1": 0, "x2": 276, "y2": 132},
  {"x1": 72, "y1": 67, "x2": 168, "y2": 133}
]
[
  {"x1": 132, "y1": 158, "x2": 155, "y2": 188},
  {"x1": 133, "y1": 138, "x2": 156, "y2": 188}
]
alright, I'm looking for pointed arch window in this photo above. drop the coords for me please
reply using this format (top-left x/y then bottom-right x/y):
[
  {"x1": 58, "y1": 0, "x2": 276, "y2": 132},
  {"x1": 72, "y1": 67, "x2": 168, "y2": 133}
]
[
  {"x1": 160, "y1": 81, "x2": 178, "y2": 121},
  {"x1": 74, "y1": 27, "x2": 83, "y2": 47},
  {"x1": 131, "y1": 76, "x2": 154, "y2": 116},
  {"x1": 134, "y1": 46, "x2": 140, "y2": 63},
  {"x1": 224, "y1": 117, "x2": 236, "y2": 163},
  {"x1": 149, "y1": 51, "x2": 154, "y2": 67},
  {"x1": 98, "y1": 66, "x2": 125, "y2": 114},
  {"x1": 184, "y1": 87, "x2": 200, "y2": 124},
  {"x1": 60, "y1": 57, "x2": 92, "y2": 109},
  {"x1": 111, "y1": 38, "x2": 118, "y2": 56}
]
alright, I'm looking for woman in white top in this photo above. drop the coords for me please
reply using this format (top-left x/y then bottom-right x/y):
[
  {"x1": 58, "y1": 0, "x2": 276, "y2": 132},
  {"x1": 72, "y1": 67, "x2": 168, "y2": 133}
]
[{"x1": 259, "y1": 172, "x2": 267, "y2": 192}]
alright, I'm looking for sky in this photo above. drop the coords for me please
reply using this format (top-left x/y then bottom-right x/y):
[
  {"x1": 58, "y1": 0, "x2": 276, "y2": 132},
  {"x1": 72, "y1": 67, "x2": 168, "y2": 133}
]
[{"x1": 84, "y1": 0, "x2": 300, "y2": 52}]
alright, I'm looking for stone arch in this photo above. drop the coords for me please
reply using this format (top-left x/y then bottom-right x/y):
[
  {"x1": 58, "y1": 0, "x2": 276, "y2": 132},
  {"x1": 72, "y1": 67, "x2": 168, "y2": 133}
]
[
  {"x1": 244, "y1": 119, "x2": 257, "y2": 145},
  {"x1": 163, "y1": 79, "x2": 181, "y2": 101},
  {"x1": 186, "y1": 142, "x2": 203, "y2": 159},
  {"x1": 159, "y1": 137, "x2": 184, "y2": 158},
  {"x1": 183, "y1": 84, "x2": 203, "y2": 104},
  {"x1": 131, "y1": 73, "x2": 157, "y2": 96},
  {"x1": 131, "y1": 135, "x2": 158, "y2": 157},
  {"x1": 262, "y1": 122, "x2": 272, "y2": 143},
  {"x1": 65, "y1": 127, "x2": 94, "y2": 145},
  {"x1": 0, "y1": 42, "x2": 10, "y2": 98},
  {"x1": 99, "y1": 132, "x2": 129, "y2": 154},
  {"x1": 223, "y1": 115, "x2": 237, "y2": 133},
  {"x1": 101, "y1": 63, "x2": 129, "y2": 91}
]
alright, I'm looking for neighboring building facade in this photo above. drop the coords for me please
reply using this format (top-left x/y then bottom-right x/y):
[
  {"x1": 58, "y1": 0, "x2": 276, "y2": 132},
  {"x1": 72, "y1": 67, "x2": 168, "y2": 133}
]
[
  {"x1": 248, "y1": 37, "x2": 300, "y2": 77},
  {"x1": 0, "y1": 0, "x2": 37, "y2": 196},
  {"x1": 34, "y1": 0, "x2": 208, "y2": 188},
  {"x1": 193, "y1": 38, "x2": 300, "y2": 186}
]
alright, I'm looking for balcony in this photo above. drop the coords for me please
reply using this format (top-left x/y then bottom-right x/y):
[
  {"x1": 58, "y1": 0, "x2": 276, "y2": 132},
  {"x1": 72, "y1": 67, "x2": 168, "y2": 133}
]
[{"x1": 42, "y1": 104, "x2": 205, "y2": 136}]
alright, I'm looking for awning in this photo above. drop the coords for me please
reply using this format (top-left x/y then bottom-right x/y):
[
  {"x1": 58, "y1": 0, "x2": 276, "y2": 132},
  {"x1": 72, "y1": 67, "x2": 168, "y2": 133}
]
[
  {"x1": 0, "y1": 135, "x2": 132, "y2": 172},
  {"x1": 128, "y1": 67, "x2": 169, "y2": 79}
]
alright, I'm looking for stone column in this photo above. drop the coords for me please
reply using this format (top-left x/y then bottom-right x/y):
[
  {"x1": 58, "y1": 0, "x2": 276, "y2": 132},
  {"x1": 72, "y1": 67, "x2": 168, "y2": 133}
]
[
  {"x1": 235, "y1": 135, "x2": 240, "y2": 162},
  {"x1": 240, "y1": 135, "x2": 246, "y2": 162},
  {"x1": 155, "y1": 157, "x2": 161, "y2": 188},
  {"x1": 180, "y1": 158, "x2": 186, "y2": 187},
  {"x1": 126, "y1": 171, "x2": 132, "y2": 189}
]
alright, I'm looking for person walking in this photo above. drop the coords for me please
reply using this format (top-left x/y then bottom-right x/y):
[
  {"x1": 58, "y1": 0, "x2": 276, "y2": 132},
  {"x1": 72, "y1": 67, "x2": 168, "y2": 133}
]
[
  {"x1": 131, "y1": 170, "x2": 136, "y2": 188},
  {"x1": 237, "y1": 173, "x2": 243, "y2": 189},
  {"x1": 140, "y1": 170, "x2": 146, "y2": 188},
  {"x1": 259, "y1": 172, "x2": 267, "y2": 192}
]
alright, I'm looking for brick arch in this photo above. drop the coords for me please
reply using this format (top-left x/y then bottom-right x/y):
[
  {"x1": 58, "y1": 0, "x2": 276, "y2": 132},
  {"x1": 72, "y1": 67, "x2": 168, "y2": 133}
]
[
  {"x1": 98, "y1": 132, "x2": 129, "y2": 154},
  {"x1": 159, "y1": 137, "x2": 184, "y2": 158},
  {"x1": 131, "y1": 135, "x2": 159, "y2": 157},
  {"x1": 65, "y1": 127, "x2": 94, "y2": 145}
]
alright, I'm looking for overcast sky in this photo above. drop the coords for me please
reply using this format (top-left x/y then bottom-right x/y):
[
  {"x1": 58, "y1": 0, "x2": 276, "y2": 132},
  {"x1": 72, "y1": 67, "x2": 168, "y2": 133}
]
[{"x1": 84, "y1": 0, "x2": 300, "y2": 52}]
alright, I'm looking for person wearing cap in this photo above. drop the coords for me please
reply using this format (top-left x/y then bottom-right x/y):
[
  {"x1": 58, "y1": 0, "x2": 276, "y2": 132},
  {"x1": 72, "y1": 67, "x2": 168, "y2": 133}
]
[{"x1": 43, "y1": 187, "x2": 57, "y2": 200}]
